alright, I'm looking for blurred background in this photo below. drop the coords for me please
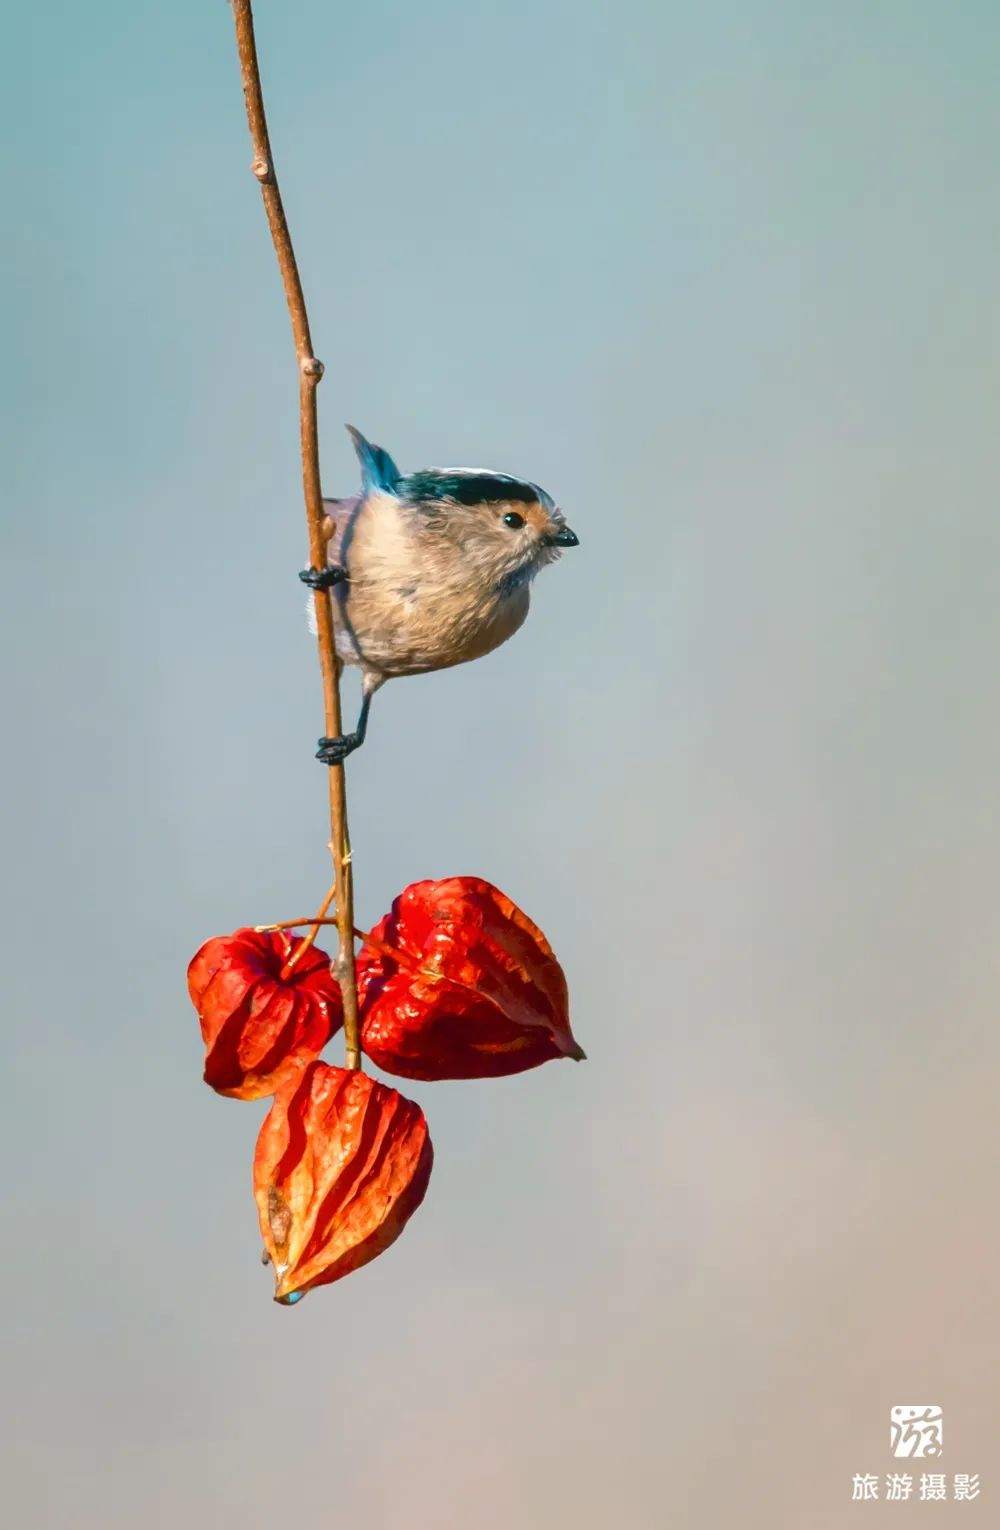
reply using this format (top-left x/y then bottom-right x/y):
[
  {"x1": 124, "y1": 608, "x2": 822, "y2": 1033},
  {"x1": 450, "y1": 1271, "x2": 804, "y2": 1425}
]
[{"x1": 2, "y1": 1, "x2": 998, "y2": 1524}]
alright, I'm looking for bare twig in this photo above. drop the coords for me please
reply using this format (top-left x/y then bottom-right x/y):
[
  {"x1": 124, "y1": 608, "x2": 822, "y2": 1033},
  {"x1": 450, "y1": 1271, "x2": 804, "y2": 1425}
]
[
  {"x1": 256, "y1": 916, "x2": 343, "y2": 934},
  {"x1": 258, "y1": 914, "x2": 399, "y2": 949},
  {"x1": 257, "y1": 917, "x2": 443, "y2": 983},
  {"x1": 278, "y1": 876, "x2": 337, "y2": 980},
  {"x1": 231, "y1": 0, "x2": 361, "y2": 1068}
]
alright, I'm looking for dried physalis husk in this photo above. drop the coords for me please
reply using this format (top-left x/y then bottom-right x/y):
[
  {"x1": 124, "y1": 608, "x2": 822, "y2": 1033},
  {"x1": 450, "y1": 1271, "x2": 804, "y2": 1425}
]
[
  {"x1": 187, "y1": 928, "x2": 343, "y2": 1101},
  {"x1": 254, "y1": 1061, "x2": 432, "y2": 1303},
  {"x1": 356, "y1": 877, "x2": 585, "y2": 1080}
]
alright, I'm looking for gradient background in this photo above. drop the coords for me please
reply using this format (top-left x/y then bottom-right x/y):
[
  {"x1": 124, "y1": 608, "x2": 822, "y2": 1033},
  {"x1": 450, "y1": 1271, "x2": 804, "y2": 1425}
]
[{"x1": 3, "y1": 2, "x2": 999, "y2": 1525}]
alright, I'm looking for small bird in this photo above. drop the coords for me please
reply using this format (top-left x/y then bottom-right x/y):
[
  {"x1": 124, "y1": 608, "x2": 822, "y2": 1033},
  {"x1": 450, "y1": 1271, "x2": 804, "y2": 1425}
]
[{"x1": 300, "y1": 426, "x2": 579, "y2": 763}]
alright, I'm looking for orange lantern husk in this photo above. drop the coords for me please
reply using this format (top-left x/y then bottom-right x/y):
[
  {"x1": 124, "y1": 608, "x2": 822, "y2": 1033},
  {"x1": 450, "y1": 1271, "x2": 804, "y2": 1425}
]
[
  {"x1": 356, "y1": 876, "x2": 585, "y2": 1080},
  {"x1": 254, "y1": 1061, "x2": 433, "y2": 1303},
  {"x1": 188, "y1": 928, "x2": 343, "y2": 1101}
]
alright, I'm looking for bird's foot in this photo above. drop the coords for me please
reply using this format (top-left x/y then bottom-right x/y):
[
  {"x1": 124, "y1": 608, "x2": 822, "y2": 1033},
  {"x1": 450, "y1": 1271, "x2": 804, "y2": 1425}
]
[
  {"x1": 299, "y1": 565, "x2": 347, "y2": 590},
  {"x1": 316, "y1": 732, "x2": 364, "y2": 765}
]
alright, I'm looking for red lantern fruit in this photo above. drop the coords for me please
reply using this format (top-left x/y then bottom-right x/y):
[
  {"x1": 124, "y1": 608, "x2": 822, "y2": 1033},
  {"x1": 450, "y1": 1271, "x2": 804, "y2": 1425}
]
[
  {"x1": 254, "y1": 1061, "x2": 433, "y2": 1303},
  {"x1": 187, "y1": 928, "x2": 343, "y2": 1101},
  {"x1": 356, "y1": 876, "x2": 585, "y2": 1080}
]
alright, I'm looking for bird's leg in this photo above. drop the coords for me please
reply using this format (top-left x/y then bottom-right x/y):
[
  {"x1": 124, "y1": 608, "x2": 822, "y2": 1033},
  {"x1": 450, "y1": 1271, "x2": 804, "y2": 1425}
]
[
  {"x1": 316, "y1": 690, "x2": 372, "y2": 766},
  {"x1": 299, "y1": 564, "x2": 347, "y2": 590}
]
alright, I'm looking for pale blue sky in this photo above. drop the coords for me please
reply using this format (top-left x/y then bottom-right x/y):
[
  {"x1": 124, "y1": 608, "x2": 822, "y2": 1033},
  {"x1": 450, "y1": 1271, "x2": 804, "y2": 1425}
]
[{"x1": 4, "y1": 3, "x2": 1000, "y2": 1525}]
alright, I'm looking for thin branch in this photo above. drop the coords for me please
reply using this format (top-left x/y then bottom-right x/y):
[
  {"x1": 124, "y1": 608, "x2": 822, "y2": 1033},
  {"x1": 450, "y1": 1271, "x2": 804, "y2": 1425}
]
[
  {"x1": 231, "y1": 0, "x2": 361, "y2": 1069},
  {"x1": 256, "y1": 916, "x2": 344, "y2": 934},
  {"x1": 278, "y1": 876, "x2": 337, "y2": 980},
  {"x1": 258, "y1": 917, "x2": 443, "y2": 983}
]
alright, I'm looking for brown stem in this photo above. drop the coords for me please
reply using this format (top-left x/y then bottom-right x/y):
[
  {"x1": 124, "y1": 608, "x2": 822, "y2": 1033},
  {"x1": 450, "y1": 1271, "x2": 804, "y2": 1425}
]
[
  {"x1": 257, "y1": 914, "x2": 447, "y2": 993},
  {"x1": 256, "y1": 917, "x2": 343, "y2": 934},
  {"x1": 231, "y1": 0, "x2": 361, "y2": 1069},
  {"x1": 257, "y1": 916, "x2": 420, "y2": 973},
  {"x1": 278, "y1": 877, "x2": 338, "y2": 980}
]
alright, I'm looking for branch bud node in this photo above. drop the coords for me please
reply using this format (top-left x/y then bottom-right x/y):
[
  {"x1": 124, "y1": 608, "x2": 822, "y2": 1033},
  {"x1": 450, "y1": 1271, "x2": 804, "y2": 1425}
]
[
  {"x1": 301, "y1": 355, "x2": 325, "y2": 380},
  {"x1": 251, "y1": 156, "x2": 272, "y2": 182}
]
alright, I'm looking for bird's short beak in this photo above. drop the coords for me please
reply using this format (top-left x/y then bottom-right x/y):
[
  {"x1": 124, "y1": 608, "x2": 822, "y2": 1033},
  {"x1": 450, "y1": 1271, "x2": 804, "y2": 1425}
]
[{"x1": 545, "y1": 525, "x2": 579, "y2": 548}]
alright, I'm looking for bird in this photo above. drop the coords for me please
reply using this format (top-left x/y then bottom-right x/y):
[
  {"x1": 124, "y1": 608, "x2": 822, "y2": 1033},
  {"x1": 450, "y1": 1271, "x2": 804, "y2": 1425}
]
[{"x1": 299, "y1": 426, "x2": 579, "y2": 764}]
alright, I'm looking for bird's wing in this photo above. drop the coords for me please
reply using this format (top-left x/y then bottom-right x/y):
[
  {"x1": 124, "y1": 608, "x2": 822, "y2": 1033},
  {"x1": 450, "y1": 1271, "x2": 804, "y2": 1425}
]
[{"x1": 321, "y1": 495, "x2": 362, "y2": 566}]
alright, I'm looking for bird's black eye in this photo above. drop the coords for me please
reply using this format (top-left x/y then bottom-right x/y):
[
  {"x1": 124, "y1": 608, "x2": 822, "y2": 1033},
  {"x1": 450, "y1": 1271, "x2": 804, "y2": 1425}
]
[{"x1": 503, "y1": 510, "x2": 526, "y2": 529}]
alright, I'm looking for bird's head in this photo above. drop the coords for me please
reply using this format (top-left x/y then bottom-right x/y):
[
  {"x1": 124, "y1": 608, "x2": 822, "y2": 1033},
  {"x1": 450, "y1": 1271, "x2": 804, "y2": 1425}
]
[
  {"x1": 400, "y1": 469, "x2": 578, "y2": 594},
  {"x1": 346, "y1": 426, "x2": 579, "y2": 594}
]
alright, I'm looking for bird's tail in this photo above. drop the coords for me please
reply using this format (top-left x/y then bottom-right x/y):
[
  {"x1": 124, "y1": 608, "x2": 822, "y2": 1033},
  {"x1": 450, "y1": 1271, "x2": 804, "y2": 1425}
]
[{"x1": 346, "y1": 425, "x2": 400, "y2": 495}]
